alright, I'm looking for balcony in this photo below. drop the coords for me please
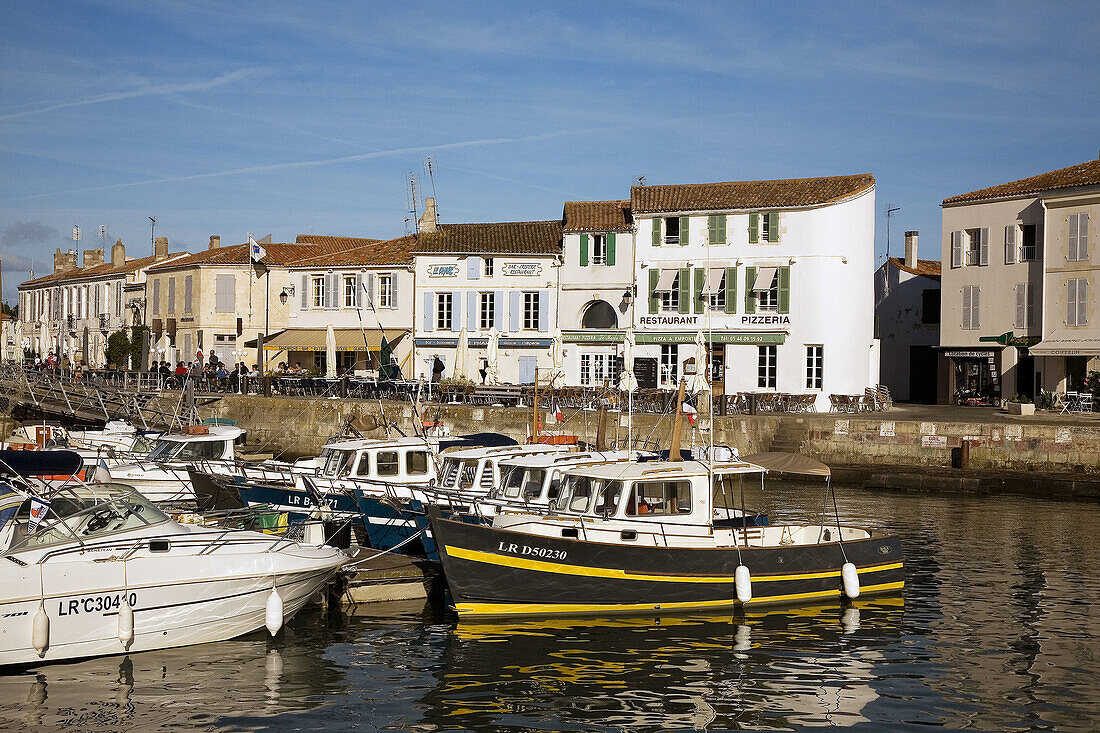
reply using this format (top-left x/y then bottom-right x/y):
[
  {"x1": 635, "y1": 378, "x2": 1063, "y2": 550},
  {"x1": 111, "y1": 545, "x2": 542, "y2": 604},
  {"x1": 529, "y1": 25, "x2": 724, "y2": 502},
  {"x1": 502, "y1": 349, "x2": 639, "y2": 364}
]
[{"x1": 66, "y1": 315, "x2": 77, "y2": 334}]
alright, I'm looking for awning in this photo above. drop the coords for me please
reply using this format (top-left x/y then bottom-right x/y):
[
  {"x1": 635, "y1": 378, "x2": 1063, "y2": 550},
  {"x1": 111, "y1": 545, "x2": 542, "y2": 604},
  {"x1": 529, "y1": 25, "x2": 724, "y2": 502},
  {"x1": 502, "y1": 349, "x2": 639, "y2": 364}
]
[
  {"x1": 752, "y1": 267, "x2": 778, "y2": 291},
  {"x1": 741, "y1": 452, "x2": 831, "y2": 479},
  {"x1": 249, "y1": 328, "x2": 406, "y2": 352},
  {"x1": 655, "y1": 269, "x2": 678, "y2": 291},
  {"x1": 1028, "y1": 331, "x2": 1100, "y2": 356},
  {"x1": 701, "y1": 268, "x2": 726, "y2": 295}
]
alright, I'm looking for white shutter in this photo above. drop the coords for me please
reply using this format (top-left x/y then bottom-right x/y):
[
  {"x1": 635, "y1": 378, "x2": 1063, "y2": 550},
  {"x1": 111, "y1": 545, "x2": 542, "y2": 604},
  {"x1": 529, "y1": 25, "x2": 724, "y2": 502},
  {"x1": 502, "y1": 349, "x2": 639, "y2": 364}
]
[
  {"x1": 1015, "y1": 285, "x2": 1025, "y2": 328},
  {"x1": 390, "y1": 275, "x2": 398, "y2": 309},
  {"x1": 961, "y1": 288, "x2": 971, "y2": 330},
  {"x1": 451, "y1": 291, "x2": 461, "y2": 332},
  {"x1": 508, "y1": 291, "x2": 520, "y2": 332},
  {"x1": 972, "y1": 286, "x2": 980, "y2": 328},
  {"x1": 951, "y1": 231, "x2": 962, "y2": 268},
  {"x1": 1067, "y1": 280, "x2": 1077, "y2": 325},
  {"x1": 1069, "y1": 215, "x2": 1079, "y2": 260},
  {"x1": 1081, "y1": 213, "x2": 1090, "y2": 259},
  {"x1": 468, "y1": 256, "x2": 481, "y2": 280},
  {"x1": 467, "y1": 291, "x2": 478, "y2": 330},
  {"x1": 1026, "y1": 283, "x2": 1036, "y2": 328},
  {"x1": 494, "y1": 290, "x2": 505, "y2": 330},
  {"x1": 979, "y1": 228, "x2": 989, "y2": 266},
  {"x1": 301, "y1": 274, "x2": 308, "y2": 309},
  {"x1": 1005, "y1": 225, "x2": 1016, "y2": 265},
  {"x1": 1079, "y1": 279, "x2": 1088, "y2": 325},
  {"x1": 537, "y1": 289, "x2": 549, "y2": 332}
]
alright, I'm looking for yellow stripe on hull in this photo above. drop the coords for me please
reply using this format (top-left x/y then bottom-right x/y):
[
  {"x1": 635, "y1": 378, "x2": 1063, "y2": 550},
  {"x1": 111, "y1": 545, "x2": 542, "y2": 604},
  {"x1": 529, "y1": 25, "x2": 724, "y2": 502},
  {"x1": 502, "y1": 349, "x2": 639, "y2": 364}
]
[
  {"x1": 454, "y1": 581, "x2": 905, "y2": 617},
  {"x1": 445, "y1": 545, "x2": 902, "y2": 585}
]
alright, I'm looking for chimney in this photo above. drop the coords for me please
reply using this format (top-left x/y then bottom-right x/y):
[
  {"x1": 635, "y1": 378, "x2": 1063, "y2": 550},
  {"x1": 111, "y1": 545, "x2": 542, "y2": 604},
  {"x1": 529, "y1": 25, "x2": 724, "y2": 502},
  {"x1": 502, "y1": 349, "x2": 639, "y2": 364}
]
[
  {"x1": 154, "y1": 236, "x2": 169, "y2": 260},
  {"x1": 418, "y1": 197, "x2": 439, "y2": 234},
  {"x1": 904, "y1": 231, "x2": 919, "y2": 269},
  {"x1": 83, "y1": 248, "x2": 104, "y2": 269},
  {"x1": 111, "y1": 238, "x2": 126, "y2": 267},
  {"x1": 208, "y1": 235, "x2": 221, "y2": 250},
  {"x1": 53, "y1": 248, "x2": 77, "y2": 274}
]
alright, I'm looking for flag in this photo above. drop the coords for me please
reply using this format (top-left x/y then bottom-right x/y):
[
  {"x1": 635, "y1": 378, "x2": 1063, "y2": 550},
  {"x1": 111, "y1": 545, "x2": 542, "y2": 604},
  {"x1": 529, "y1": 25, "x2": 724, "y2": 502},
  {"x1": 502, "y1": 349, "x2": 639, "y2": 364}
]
[
  {"x1": 28, "y1": 497, "x2": 50, "y2": 533},
  {"x1": 195, "y1": 349, "x2": 204, "y2": 364},
  {"x1": 0, "y1": 483, "x2": 23, "y2": 536},
  {"x1": 551, "y1": 399, "x2": 564, "y2": 422},
  {"x1": 249, "y1": 236, "x2": 266, "y2": 264},
  {"x1": 682, "y1": 402, "x2": 698, "y2": 426},
  {"x1": 301, "y1": 476, "x2": 324, "y2": 506}
]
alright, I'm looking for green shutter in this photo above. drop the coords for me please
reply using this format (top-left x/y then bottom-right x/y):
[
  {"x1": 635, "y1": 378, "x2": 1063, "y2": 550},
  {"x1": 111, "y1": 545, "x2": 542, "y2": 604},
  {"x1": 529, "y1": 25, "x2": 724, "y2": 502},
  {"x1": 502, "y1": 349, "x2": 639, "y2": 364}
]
[
  {"x1": 745, "y1": 266, "x2": 757, "y2": 313},
  {"x1": 708, "y1": 215, "x2": 718, "y2": 244},
  {"x1": 649, "y1": 268, "x2": 660, "y2": 314},
  {"x1": 749, "y1": 213, "x2": 760, "y2": 243},
  {"x1": 693, "y1": 267, "x2": 705, "y2": 314},
  {"x1": 724, "y1": 266, "x2": 737, "y2": 314},
  {"x1": 606, "y1": 232, "x2": 616, "y2": 266},
  {"x1": 652, "y1": 219, "x2": 661, "y2": 247},
  {"x1": 778, "y1": 265, "x2": 791, "y2": 313},
  {"x1": 717, "y1": 215, "x2": 726, "y2": 244},
  {"x1": 679, "y1": 216, "x2": 689, "y2": 246},
  {"x1": 767, "y1": 212, "x2": 779, "y2": 243},
  {"x1": 579, "y1": 234, "x2": 589, "y2": 267},
  {"x1": 678, "y1": 267, "x2": 690, "y2": 313}
]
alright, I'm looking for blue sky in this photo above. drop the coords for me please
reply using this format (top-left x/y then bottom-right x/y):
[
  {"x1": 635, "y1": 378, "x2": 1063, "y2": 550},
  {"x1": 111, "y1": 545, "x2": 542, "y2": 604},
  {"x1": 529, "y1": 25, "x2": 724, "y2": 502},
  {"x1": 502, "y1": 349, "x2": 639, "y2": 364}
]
[{"x1": 2, "y1": 1, "x2": 1097, "y2": 304}]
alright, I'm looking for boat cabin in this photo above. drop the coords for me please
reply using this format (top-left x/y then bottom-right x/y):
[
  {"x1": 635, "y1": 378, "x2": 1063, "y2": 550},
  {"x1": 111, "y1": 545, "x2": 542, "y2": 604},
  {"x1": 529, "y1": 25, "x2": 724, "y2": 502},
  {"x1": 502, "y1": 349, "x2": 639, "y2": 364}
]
[
  {"x1": 437, "y1": 444, "x2": 569, "y2": 494},
  {"x1": 145, "y1": 426, "x2": 246, "y2": 463},
  {"x1": 315, "y1": 437, "x2": 438, "y2": 484},
  {"x1": 494, "y1": 450, "x2": 648, "y2": 506}
]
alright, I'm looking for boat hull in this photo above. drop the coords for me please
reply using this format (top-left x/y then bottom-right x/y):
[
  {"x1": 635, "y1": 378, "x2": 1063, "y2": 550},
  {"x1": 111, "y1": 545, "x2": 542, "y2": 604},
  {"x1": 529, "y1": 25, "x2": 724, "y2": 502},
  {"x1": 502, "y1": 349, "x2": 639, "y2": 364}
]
[{"x1": 428, "y1": 510, "x2": 904, "y2": 618}]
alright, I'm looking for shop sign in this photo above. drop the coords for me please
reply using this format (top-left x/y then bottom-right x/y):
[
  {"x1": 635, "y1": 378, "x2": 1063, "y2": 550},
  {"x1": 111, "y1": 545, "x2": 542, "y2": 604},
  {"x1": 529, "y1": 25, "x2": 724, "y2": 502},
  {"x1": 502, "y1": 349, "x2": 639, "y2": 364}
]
[
  {"x1": 502, "y1": 262, "x2": 543, "y2": 277},
  {"x1": 879, "y1": 421, "x2": 895, "y2": 437},
  {"x1": 944, "y1": 350, "x2": 995, "y2": 358},
  {"x1": 640, "y1": 315, "x2": 698, "y2": 326},
  {"x1": 501, "y1": 338, "x2": 554, "y2": 347},
  {"x1": 921, "y1": 435, "x2": 948, "y2": 448},
  {"x1": 741, "y1": 315, "x2": 791, "y2": 326},
  {"x1": 1056, "y1": 427, "x2": 1072, "y2": 444},
  {"x1": 635, "y1": 331, "x2": 785, "y2": 345},
  {"x1": 426, "y1": 264, "x2": 459, "y2": 278},
  {"x1": 1004, "y1": 425, "x2": 1022, "y2": 441},
  {"x1": 920, "y1": 422, "x2": 936, "y2": 435},
  {"x1": 563, "y1": 331, "x2": 625, "y2": 344},
  {"x1": 834, "y1": 419, "x2": 849, "y2": 435},
  {"x1": 414, "y1": 337, "x2": 458, "y2": 347}
]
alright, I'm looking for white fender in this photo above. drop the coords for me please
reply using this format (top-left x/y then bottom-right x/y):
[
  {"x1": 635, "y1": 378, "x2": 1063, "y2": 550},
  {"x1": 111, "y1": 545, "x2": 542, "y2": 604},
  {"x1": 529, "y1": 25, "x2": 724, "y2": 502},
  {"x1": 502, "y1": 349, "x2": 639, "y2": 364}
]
[
  {"x1": 32, "y1": 602, "x2": 50, "y2": 657},
  {"x1": 735, "y1": 565, "x2": 752, "y2": 605},
  {"x1": 841, "y1": 562, "x2": 860, "y2": 599},
  {"x1": 265, "y1": 586, "x2": 284, "y2": 636},
  {"x1": 118, "y1": 598, "x2": 135, "y2": 649}
]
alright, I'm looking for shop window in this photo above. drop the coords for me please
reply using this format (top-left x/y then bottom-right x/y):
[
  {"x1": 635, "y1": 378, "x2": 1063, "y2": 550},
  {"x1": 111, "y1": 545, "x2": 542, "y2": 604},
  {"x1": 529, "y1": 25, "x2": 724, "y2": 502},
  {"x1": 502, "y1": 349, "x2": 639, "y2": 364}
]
[
  {"x1": 805, "y1": 345, "x2": 823, "y2": 390},
  {"x1": 660, "y1": 345, "x2": 678, "y2": 387},
  {"x1": 758, "y1": 345, "x2": 777, "y2": 389}
]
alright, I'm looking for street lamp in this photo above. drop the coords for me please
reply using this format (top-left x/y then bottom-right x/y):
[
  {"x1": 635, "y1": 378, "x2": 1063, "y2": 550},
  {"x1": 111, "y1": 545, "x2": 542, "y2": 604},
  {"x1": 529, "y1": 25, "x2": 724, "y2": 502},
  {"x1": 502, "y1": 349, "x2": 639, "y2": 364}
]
[{"x1": 279, "y1": 285, "x2": 294, "y2": 306}]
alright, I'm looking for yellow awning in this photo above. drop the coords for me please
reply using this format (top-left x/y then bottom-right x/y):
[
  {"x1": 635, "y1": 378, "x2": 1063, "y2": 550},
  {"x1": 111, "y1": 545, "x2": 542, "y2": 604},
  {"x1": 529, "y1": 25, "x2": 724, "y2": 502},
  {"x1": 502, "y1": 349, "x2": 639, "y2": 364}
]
[{"x1": 260, "y1": 329, "x2": 405, "y2": 352}]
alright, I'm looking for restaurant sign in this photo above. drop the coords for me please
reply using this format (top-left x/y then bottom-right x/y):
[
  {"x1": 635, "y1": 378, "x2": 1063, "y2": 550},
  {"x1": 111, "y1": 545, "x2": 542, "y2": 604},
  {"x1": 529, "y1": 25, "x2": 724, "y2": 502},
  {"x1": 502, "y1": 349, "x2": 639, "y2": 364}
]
[
  {"x1": 426, "y1": 264, "x2": 459, "y2": 278},
  {"x1": 635, "y1": 331, "x2": 786, "y2": 345},
  {"x1": 502, "y1": 262, "x2": 543, "y2": 277}
]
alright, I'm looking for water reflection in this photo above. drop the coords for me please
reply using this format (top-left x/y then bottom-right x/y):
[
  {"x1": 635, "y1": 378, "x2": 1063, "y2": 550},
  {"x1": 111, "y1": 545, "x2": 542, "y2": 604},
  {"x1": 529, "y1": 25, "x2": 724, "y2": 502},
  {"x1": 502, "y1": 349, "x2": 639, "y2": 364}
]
[{"x1": 426, "y1": 598, "x2": 905, "y2": 730}]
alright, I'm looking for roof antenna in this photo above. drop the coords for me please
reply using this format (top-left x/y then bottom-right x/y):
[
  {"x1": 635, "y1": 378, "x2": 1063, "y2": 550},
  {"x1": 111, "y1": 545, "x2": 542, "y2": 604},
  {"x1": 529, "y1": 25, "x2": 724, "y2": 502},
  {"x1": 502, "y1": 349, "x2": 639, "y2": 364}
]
[
  {"x1": 423, "y1": 155, "x2": 438, "y2": 202},
  {"x1": 635, "y1": 175, "x2": 646, "y2": 187},
  {"x1": 406, "y1": 172, "x2": 421, "y2": 234}
]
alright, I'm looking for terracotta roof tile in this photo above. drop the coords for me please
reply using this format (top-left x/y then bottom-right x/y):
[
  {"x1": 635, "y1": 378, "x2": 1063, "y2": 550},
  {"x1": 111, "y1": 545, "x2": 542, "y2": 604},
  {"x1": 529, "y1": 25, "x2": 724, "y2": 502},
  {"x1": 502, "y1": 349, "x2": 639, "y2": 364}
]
[
  {"x1": 146, "y1": 242, "x2": 345, "y2": 271},
  {"x1": 631, "y1": 174, "x2": 875, "y2": 214},
  {"x1": 414, "y1": 221, "x2": 562, "y2": 255},
  {"x1": 290, "y1": 235, "x2": 416, "y2": 267},
  {"x1": 19, "y1": 253, "x2": 178, "y2": 289},
  {"x1": 562, "y1": 200, "x2": 633, "y2": 233},
  {"x1": 294, "y1": 234, "x2": 381, "y2": 247},
  {"x1": 888, "y1": 257, "x2": 941, "y2": 279},
  {"x1": 942, "y1": 159, "x2": 1100, "y2": 205}
]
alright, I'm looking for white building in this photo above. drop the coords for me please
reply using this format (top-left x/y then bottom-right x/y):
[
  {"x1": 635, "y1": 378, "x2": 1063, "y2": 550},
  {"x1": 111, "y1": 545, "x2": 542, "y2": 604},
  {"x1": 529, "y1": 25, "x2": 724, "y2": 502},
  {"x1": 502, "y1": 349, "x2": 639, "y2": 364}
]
[
  {"x1": 874, "y1": 231, "x2": 940, "y2": 402},
  {"x1": 558, "y1": 200, "x2": 635, "y2": 388},
  {"x1": 630, "y1": 174, "x2": 879, "y2": 409},
  {"x1": 412, "y1": 204, "x2": 562, "y2": 384}
]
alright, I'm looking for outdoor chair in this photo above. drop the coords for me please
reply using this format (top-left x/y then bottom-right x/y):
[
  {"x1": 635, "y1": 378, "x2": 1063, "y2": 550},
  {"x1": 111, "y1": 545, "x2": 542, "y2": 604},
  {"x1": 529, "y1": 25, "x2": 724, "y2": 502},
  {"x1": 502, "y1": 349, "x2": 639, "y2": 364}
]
[{"x1": 1077, "y1": 393, "x2": 1093, "y2": 413}]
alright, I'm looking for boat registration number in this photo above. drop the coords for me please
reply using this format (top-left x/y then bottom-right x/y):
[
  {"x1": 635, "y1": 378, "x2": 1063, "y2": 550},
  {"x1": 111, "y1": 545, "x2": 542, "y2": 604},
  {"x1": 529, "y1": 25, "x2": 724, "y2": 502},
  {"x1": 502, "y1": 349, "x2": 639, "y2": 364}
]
[
  {"x1": 58, "y1": 592, "x2": 138, "y2": 616},
  {"x1": 497, "y1": 542, "x2": 567, "y2": 561}
]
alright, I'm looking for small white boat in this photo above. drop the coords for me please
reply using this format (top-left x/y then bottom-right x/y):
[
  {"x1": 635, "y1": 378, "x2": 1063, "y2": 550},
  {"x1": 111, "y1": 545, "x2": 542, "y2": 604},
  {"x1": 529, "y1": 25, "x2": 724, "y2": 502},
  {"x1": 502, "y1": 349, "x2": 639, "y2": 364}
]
[
  {"x1": 0, "y1": 479, "x2": 347, "y2": 668},
  {"x1": 103, "y1": 425, "x2": 247, "y2": 505}
]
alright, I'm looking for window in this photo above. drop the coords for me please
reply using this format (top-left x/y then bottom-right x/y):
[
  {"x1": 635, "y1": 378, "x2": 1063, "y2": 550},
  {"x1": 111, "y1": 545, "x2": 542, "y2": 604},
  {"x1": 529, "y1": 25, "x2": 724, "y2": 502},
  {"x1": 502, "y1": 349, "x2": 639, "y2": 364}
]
[
  {"x1": 966, "y1": 229, "x2": 982, "y2": 266},
  {"x1": 760, "y1": 214, "x2": 770, "y2": 242},
  {"x1": 311, "y1": 275, "x2": 325, "y2": 308},
  {"x1": 436, "y1": 292, "x2": 453, "y2": 330},
  {"x1": 589, "y1": 234, "x2": 608, "y2": 265},
  {"x1": 406, "y1": 451, "x2": 429, "y2": 475},
  {"x1": 758, "y1": 345, "x2": 777, "y2": 389},
  {"x1": 805, "y1": 345, "x2": 823, "y2": 390},
  {"x1": 377, "y1": 451, "x2": 399, "y2": 477},
  {"x1": 1021, "y1": 224, "x2": 1037, "y2": 260},
  {"x1": 921, "y1": 289, "x2": 940, "y2": 324},
  {"x1": 378, "y1": 275, "x2": 393, "y2": 308},
  {"x1": 1067, "y1": 278, "x2": 1088, "y2": 326},
  {"x1": 479, "y1": 292, "x2": 495, "y2": 329},
  {"x1": 707, "y1": 271, "x2": 726, "y2": 311},
  {"x1": 663, "y1": 216, "x2": 680, "y2": 245},
  {"x1": 483, "y1": 257, "x2": 494, "y2": 277},
  {"x1": 757, "y1": 270, "x2": 779, "y2": 312},
  {"x1": 523, "y1": 292, "x2": 540, "y2": 330},
  {"x1": 1068, "y1": 212, "x2": 1090, "y2": 261},
  {"x1": 750, "y1": 212, "x2": 779, "y2": 243},
  {"x1": 660, "y1": 345, "x2": 678, "y2": 387},
  {"x1": 626, "y1": 481, "x2": 691, "y2": 516},
  {"x1": 661, "y1": 273, "x2": 680, "y2": 312},
  {"x1": 580, "y1": 354, "x2": 620, "y2": 387},
  {"x1": 961, "y1": 285, "x2": 980, "y2": 330},
  {"x1": 581, "y1": 300, "x2": 617, "y2": 329},
  {"x1": 1015, "y1": 284, "x2": 1036, "y2": 329},
  {"x1": 339, "y1": 275, "x2": 354, "y2": 308}
]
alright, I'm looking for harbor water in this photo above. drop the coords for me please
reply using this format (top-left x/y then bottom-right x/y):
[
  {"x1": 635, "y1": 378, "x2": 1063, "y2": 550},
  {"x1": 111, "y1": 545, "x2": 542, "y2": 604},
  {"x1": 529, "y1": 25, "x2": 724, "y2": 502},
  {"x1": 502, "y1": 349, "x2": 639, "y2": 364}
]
[{"x1": 1, "y1": 482, "x2": 1097, "y2": 731}]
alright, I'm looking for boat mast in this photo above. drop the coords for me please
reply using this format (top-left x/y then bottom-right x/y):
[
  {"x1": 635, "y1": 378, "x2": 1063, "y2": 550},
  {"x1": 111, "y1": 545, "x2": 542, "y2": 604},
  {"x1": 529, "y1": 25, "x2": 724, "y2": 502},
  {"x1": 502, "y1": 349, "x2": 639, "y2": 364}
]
[{"x1": 668, "y1": 377, "x2": 686, "y2": 460}]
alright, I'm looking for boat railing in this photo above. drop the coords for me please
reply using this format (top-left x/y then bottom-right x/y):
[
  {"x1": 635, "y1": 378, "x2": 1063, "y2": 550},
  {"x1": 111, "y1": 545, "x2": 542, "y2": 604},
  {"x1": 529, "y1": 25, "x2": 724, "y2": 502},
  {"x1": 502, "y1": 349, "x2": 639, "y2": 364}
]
[{"x1": 28, "y1": 524, "x2": 298, "y2": 565}]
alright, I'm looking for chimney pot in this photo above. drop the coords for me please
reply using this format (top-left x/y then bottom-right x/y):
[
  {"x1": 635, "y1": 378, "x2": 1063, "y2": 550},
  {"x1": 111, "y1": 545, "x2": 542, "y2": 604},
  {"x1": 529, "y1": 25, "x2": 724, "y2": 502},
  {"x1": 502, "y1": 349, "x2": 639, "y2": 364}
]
[
  {"x1": 82, "y1": 248, "x2": 104, "y2": 269},
  {"x1": 111, "y1": 238, "x2": 126, "y2": 267},
  {"x1": 154, "y1": 236, "x2": 169, "y2": 260},
  {"x1": 418, "y1": 197, "x2": 439, "y2": 234},
  {"x1": 53, "y1": 248, "x2": 78, "y2": 275},
  {"x1": 904, "y1": 231, "x2": 919, "y2": 269},
  {"x1": 208, "y1": 235, "x2": 221, "y2": 250}
]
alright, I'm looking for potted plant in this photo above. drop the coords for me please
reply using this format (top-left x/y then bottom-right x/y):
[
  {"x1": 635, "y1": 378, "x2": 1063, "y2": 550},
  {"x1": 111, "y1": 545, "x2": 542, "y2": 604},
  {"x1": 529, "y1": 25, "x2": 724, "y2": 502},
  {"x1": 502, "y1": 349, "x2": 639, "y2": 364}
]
[{"x1": 1005, "y1": 394, "x2": 1035, "y2": 416}]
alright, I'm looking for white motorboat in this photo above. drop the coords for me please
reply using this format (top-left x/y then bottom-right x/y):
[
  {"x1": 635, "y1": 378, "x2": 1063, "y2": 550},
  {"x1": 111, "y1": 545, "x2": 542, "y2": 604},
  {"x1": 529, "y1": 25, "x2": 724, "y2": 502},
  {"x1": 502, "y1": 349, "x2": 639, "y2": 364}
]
[
  {"x1": 0, "y1": 479, "x2": 347, "y2": 667},
  {"x1": 102, "y1": 425, "x2": 247, "y2": 505}
]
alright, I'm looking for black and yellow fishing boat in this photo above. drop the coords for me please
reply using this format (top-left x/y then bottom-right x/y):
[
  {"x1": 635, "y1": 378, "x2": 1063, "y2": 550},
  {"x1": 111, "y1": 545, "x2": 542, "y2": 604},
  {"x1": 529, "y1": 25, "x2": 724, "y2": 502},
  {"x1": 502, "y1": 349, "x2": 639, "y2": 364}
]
[{"x1": 428, "y1": 456, "x2": 904, "y2": 618}]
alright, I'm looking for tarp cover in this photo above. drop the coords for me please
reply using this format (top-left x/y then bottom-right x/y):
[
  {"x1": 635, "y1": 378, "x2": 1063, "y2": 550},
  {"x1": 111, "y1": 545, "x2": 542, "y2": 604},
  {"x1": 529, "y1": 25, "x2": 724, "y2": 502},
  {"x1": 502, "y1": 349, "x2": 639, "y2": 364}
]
[
  {"x1": 0, "y1": 449, "x2": 83, "y2": 478},
  {"x1": 741, "y1": 452, "x2": 831, "y2": 478}
]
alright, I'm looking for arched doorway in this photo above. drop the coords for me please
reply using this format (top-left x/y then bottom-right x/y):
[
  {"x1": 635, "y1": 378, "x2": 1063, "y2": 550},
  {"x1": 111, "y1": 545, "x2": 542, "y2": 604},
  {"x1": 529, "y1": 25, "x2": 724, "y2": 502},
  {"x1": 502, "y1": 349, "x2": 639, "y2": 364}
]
[{"x1": 581, "y1": 300, "x2": 617, "y2": 329}]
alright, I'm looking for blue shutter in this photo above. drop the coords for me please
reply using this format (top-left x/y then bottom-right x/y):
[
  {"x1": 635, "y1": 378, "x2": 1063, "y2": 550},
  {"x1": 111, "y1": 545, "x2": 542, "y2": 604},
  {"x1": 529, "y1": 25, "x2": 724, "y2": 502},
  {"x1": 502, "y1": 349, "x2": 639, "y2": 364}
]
[
  {"x1": 423, "y1": 291, "x2": 434, "y2": 332},
  {"x1": 467, "y1": 291, "x2": 478, "y2": 330},
  {"x1": 494, "y1": 290, "x2": 505, "y2": 330},
  {"x1": 391, "y1": 274, "x2": 399, "y2": 309},
  {"x1": 538, "y1": 289, "x2": 549, "y2": 332},
  {"x1": 468, "y1": 256, "x2": 481, "y2": 280},
  {"x1": 508, "y1": 291, "x2": 520, "y2": 332},
  {"x1": 451, "y1": 291, "x2": 461, "y2": 332}
]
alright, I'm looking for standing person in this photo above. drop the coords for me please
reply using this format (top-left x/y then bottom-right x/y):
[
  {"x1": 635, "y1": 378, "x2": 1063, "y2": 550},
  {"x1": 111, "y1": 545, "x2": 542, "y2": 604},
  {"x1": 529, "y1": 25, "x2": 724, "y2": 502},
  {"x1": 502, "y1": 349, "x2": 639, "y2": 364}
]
[{"x1": 431, "y1": 355, "x2": 445, "y2": 384}]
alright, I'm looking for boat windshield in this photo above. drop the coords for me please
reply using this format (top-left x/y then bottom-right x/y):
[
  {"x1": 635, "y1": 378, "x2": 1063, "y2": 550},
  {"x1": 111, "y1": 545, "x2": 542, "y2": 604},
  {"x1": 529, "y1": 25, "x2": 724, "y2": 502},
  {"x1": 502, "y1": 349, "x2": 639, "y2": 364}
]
[
  {"x1": 321, "y1": 449, "x2": 356, "y2": 477},
  {"x1": 554, "y1": 476, "x2": 623, "y2": 514},
  {"x1": 7, "y1": 487, "x2": 171, "y2": 552},
  {"x1": 500, "y1": 467, "x2": 544, "y2": 500},
  {"x1": 147, "y1": 438, "x2": 226, "y2": 462}
]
